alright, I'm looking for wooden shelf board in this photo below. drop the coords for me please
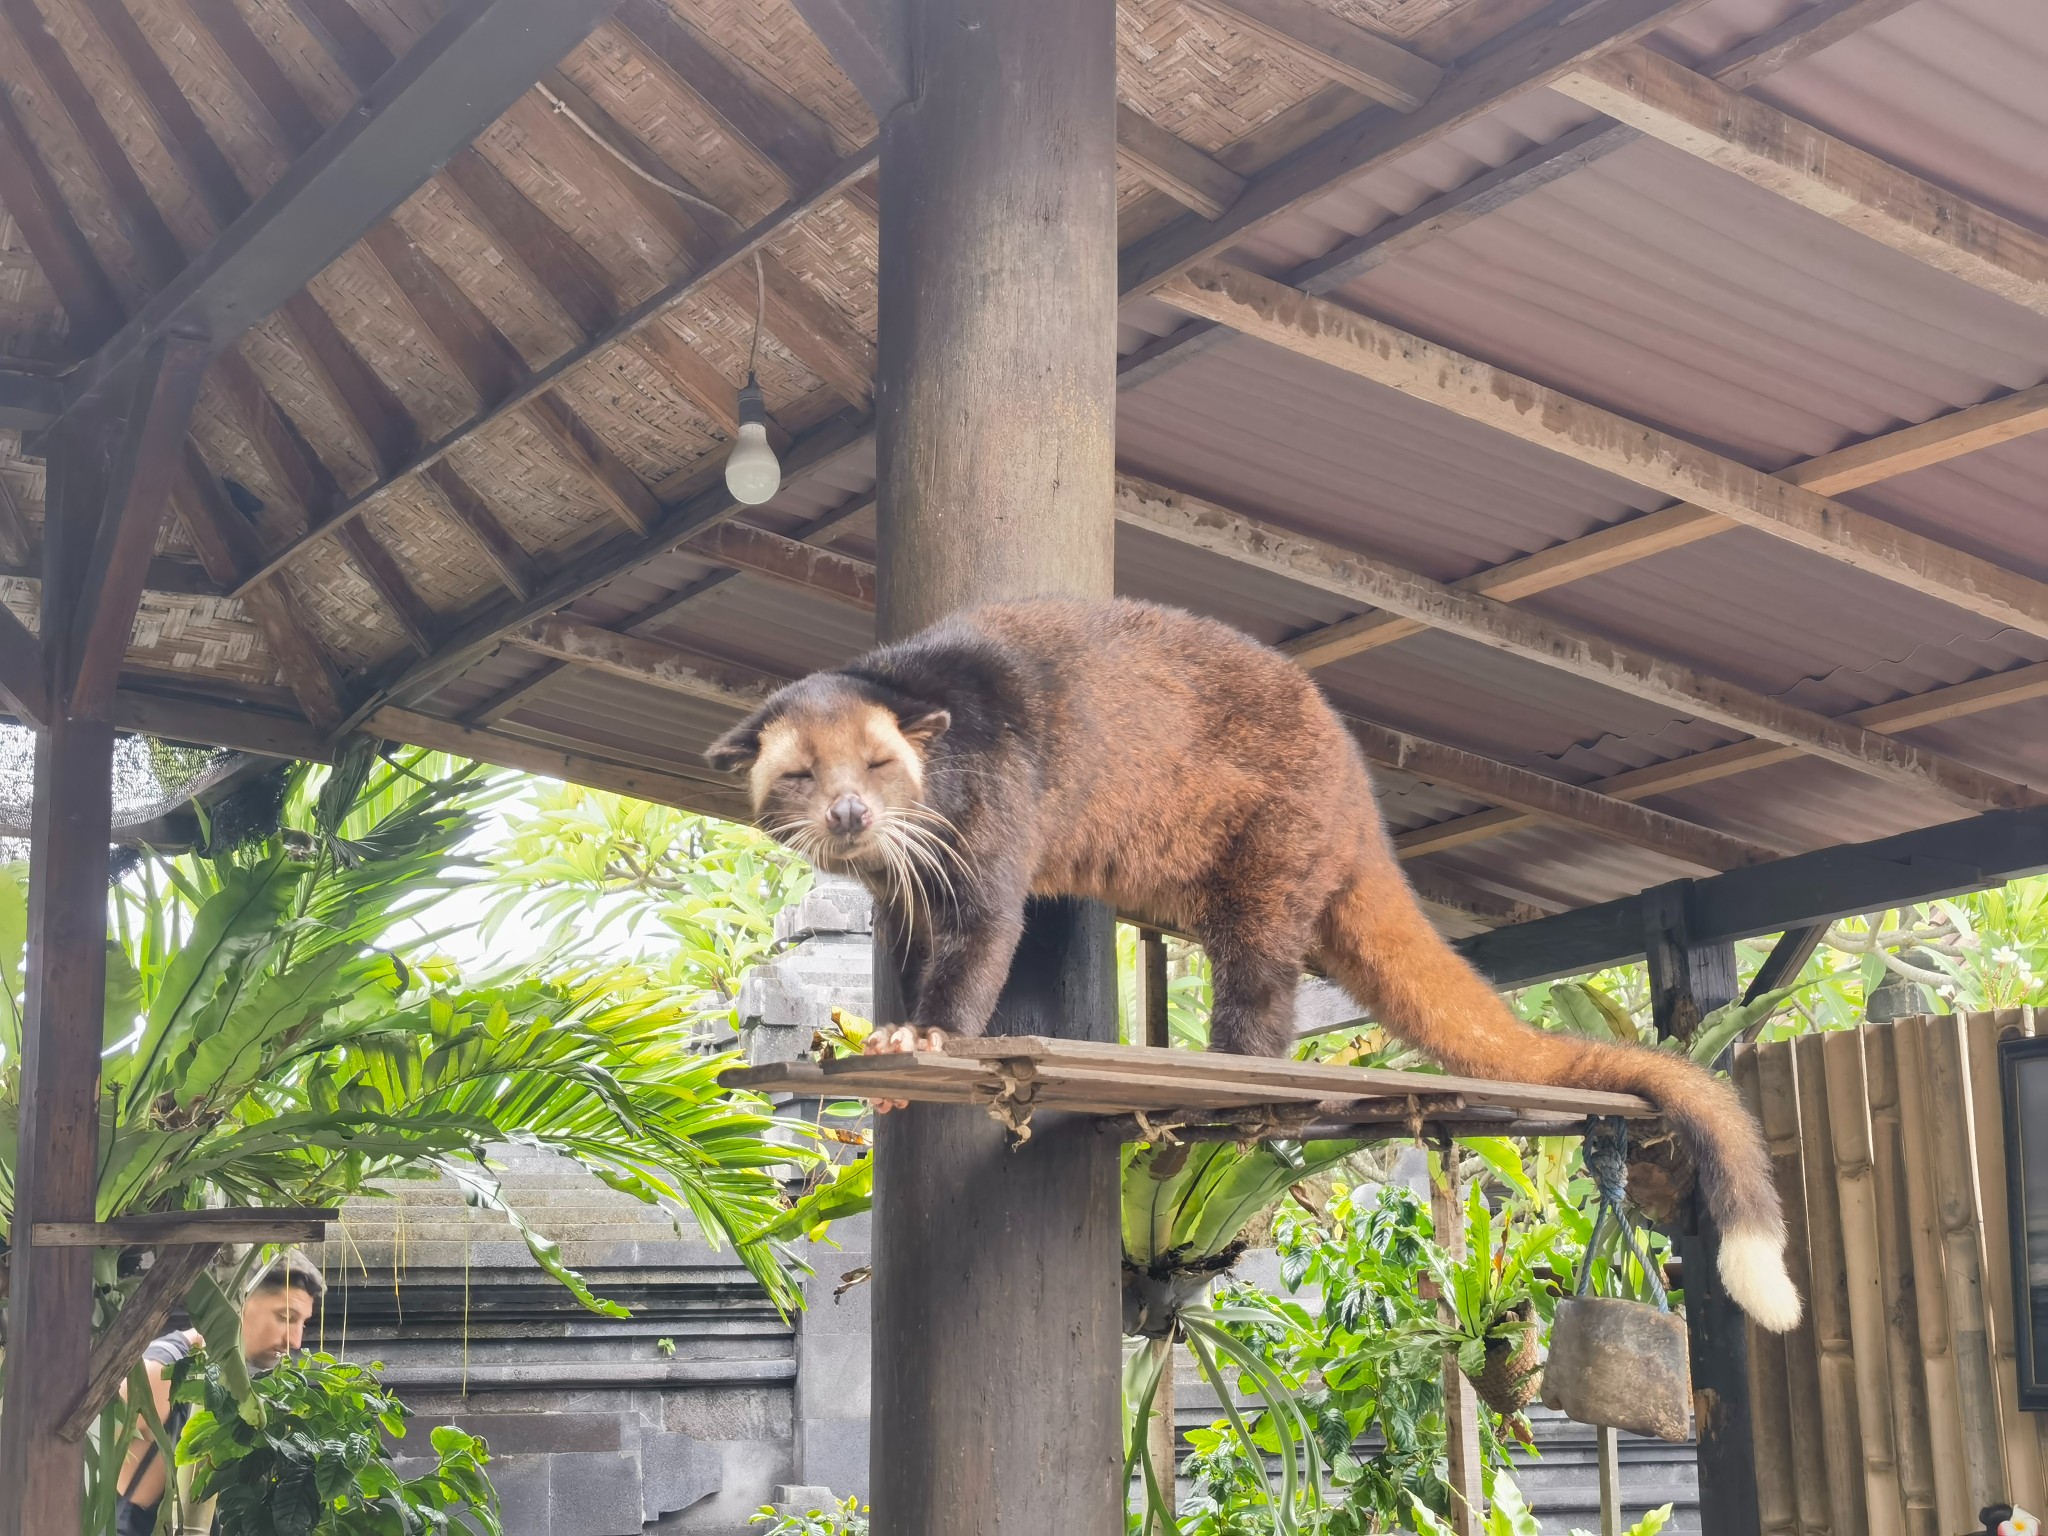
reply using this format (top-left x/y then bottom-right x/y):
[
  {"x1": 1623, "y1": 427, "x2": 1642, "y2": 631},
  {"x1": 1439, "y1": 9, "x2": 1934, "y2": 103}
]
[{"x1": 723, "y1": 1037, "x2": 1654, "y2": 1123}]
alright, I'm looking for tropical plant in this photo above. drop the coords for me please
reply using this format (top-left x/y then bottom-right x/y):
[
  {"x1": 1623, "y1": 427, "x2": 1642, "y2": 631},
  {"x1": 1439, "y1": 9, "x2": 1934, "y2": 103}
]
[
  {"x1": 749, "y1": 1495, "x2": 870, "y2": 1534},
  {"x1": 483, "y1": 784, "x2": 812, "y2": 1039},
  {"x1": 1407, "y1": 1469, "x2": 1671, "y2": 1536},
  {"x1": 173, "y1": 1349, "x2": 500, "y2": 1535}
]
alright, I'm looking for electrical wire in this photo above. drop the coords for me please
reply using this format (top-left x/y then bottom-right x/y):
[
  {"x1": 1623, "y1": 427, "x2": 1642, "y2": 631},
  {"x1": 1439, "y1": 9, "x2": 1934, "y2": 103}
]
[
  {"x1": 535, "y1": 81, "x2": 732, "y2": 221},
  {"x1": 537, "y1": 79, "x2": 770, "y2": 385}
]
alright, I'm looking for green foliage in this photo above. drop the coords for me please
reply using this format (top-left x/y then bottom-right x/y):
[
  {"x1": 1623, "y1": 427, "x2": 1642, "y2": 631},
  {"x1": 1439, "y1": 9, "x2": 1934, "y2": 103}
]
[
  {"x1": 483, "y1": 784, "x2": 811, "y2": 1037},
  {"x1": 175, "y1": 1350, "x2": 500, "y2": 1536},
  {"x1": 748, "y1": 1495, "x2": 869, "y2": 1534}
]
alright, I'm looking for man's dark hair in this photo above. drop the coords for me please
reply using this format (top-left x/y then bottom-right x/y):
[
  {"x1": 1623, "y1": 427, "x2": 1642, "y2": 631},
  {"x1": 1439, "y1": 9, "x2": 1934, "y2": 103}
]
[{"x1": 251, "y1": 1250, "x2": 326, "y2": 1303}]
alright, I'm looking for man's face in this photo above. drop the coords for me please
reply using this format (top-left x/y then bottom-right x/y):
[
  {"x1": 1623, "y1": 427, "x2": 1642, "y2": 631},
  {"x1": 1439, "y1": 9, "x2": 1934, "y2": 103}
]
[{"x1": 240, "y1": 1284, "x2": 314, "y2": 1371}]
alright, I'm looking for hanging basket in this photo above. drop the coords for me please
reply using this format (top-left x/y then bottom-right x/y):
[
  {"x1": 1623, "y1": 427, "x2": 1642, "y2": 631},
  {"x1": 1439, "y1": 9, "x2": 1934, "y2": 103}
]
[
  {"x1": 1542, "y1": 1296, "x2": 1693, "y2": 1442},
  {"x1": 1470, "y1": 1300, "x2": 1544, "y2": 1418},
  {"x1": 1539, "y1": 1117, "x2": 1695, "y2": 1444}
]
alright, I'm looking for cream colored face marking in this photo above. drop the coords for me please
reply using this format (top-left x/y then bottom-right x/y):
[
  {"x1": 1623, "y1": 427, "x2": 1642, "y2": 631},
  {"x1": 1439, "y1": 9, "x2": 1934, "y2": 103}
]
[{"x1": 748, "y1": 719, "x2": 808, "y2": 810}]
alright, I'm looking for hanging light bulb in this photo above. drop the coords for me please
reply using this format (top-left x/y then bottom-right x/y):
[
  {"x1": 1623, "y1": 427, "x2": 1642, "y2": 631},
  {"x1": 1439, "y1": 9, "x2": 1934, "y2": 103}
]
[{"x1": 724, "y1": 373, "x2": 780, "y2": 505}]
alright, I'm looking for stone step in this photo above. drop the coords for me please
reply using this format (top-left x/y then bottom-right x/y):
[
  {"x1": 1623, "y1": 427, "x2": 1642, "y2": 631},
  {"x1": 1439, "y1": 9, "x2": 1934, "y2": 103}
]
[
  {"x1": 338, "y1": 1203, "x2": 680, "y2": 1229},
  {"x1": 305, "y1": 1239, "x2": 732, "y2": 1269},
  {"x1": 355, "y1": 1185, "x2": 662, "y2": 1210},
  {"x1": 325, "y1": 1220, "x2": 687, "y2": 1245}
]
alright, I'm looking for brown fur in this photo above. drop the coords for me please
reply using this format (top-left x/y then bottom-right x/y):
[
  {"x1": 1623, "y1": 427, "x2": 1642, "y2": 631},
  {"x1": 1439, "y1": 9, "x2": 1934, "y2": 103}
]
[{"x1": 710, "y1": 598, "x2": 1792, "y2": 1323}]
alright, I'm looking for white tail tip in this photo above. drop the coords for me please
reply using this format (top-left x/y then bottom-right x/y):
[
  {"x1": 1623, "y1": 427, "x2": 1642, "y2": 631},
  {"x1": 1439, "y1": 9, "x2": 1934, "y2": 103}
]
[{"x1": 1720, "y1": 1228, "x2": 1802, "y2": 1332}]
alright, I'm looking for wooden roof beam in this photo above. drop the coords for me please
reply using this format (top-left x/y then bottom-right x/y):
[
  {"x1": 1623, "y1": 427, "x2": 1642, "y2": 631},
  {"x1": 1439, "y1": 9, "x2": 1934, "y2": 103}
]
[
  {"x1": 61, "y1": 0, "x2": 626, "y2": 407},
  {"x1": 1283, "y1": 380, "x2": 2048, "y2": 668},
  {"x1": 1554, "y1": 42, "x2": 2048, "y2": 318},
  {"x1": 785, "y1": 0, "x2": 910, "y2": 120},
  {"x1": 1119, "y1": 0, "x2": 1722, "y2": 298},
  {"x1": 226, "y1": 146, "x2": 874, "y2": 595},
  {"x1": 506, "y1": 616, "x2": 785, "y2": 708},
  {"x1": 466, "y1": 494, "x2": 868, "y2": 727},
  {"x1": 0, "y1": 0, "x2": 188, "y2": 287},
  {"x1": 611, "y1": 0, "x2": 840, "y2": 190},
  {"x1": 0, "y1": 80, "x2": 124, "y2": 348},
  {"x1": 1112, "y1": 473, "x2": 2037, "y2": 814},
  {"x1": 1347, "y1": 715, "x2": 1781, "y2": 872},
  {"x1": 1397, "y1": 659, "x2": 2048, "y2": 861},
  {"x1": 1116, "y1": 104, "x2": 1247, "y2": 221},
  {"x1": 337, "y1": 409, "x2": 872, "y2": 734},
  {"x1": 1184, "y1": 0, "x2": 1442, "y2": 112},
  {"x1": 1161, "y1": 261, "x2": 2048, "y2": 642},
  {"x1": 368, "y1": 703, "x2": 754, "y2": 820},
  {"x1": 173, "y1": 445, "x2": 345, "y2": 729},
  {"x1": 212, "y1": 350, "x2": 436, "y2": 655}
]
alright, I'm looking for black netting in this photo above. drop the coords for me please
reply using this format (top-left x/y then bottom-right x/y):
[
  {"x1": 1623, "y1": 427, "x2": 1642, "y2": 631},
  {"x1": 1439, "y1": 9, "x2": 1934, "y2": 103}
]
[{"x1": 0, "y1": 721, "x2": 248, "y2": 861}]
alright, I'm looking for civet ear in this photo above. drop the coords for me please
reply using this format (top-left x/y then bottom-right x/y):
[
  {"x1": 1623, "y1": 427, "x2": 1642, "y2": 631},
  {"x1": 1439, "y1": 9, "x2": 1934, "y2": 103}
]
[
  {"x1": 896, "y1": 708, "x2": 951, "y2": 749},
  {"x1": 706, "y1": 713, "x2": 767, "y2": 773}
]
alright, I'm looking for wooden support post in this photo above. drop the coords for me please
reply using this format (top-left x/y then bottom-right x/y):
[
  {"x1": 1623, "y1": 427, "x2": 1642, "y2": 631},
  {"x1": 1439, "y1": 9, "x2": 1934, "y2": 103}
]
[
  {"x1": 1433, "y1": 1149, "x2": 1483, "y2": 1534},
  {"x1": 869, "y1": 0, "x2": 1121, "y2": 1528},
  {"x1": 0, "y1": 338, "x2": 197, "y2": 1535},
  {"x1": 1598, "y1": 1424, "x2": 1624, "y2": 1536},
  {"x1": 1140, "y1": 929, "x2": 1171, "y2": 1050},
  {"x1": 1643, "y1": 882, "x2": 1762, "y2": 1536}
]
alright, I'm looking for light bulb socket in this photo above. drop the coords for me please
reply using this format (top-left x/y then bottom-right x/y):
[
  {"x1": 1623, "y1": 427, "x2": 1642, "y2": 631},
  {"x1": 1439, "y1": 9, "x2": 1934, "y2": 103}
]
[{"x1": 736, "y1": 373, "x2": 767, "y2": 430}]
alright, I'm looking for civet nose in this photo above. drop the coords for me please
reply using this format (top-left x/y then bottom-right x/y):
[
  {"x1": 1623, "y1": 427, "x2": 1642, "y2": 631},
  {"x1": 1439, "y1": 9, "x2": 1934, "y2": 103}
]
[{"x1": 827, "y1": 794, "x2": 871, "y2": 836}]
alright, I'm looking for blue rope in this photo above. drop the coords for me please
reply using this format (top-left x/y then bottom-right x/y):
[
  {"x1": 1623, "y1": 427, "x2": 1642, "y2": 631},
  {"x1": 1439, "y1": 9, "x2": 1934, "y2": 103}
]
[{"x1": 1574, "y1": 1115, "x2": 1669, "y2": 1311}]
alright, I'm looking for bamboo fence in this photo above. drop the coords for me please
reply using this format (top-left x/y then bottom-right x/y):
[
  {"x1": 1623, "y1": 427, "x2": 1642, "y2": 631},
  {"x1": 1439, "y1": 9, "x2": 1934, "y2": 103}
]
[{"x1": 1741, "y1": 1012, "x2": 2044, "y2": 1534}]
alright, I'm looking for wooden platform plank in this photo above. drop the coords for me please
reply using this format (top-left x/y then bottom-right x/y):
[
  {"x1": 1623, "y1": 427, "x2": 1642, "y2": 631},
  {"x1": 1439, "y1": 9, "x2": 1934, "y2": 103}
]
[{"x1": 723, "y1": 1038, "x2": 1654, "y2": 1118}]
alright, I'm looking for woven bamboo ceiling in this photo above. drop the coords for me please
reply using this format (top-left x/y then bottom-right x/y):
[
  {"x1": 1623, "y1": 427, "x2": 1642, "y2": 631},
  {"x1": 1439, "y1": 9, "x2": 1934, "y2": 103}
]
[{"x1": 1, "y1": 0, "x2": 2045, "y2": 951}]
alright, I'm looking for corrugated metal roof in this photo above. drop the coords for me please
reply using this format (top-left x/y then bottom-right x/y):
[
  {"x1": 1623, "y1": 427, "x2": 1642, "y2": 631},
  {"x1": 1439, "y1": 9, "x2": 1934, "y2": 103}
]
[{"x1": 403, "y1": 0, "x2": 2048, "y2": 943}]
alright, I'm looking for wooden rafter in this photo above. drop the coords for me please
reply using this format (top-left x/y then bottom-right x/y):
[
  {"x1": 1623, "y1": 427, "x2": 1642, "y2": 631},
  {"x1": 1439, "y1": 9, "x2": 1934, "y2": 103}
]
[
  {"x1": 172, "y1": 444, "x2": 345, "y2": 729},
  {"x1": 1283, "y1": 381, "x2": 2048, "y2": 668},
  {"x1": 1118, "y1": 0, "x2": 1918, "y2": 387},
  {"x1": 1397, "y1": 660, "x2": 2048, "y2": 861},
  {"x1": 0, "y1": 78, "x2": 124, "y2": 346},
  {"x1": 340, "y1": 410, "x2": 873, "y2": 732},
  {"x1": 1553, "y1": 43, "x2": 2048, "y2": 318},
  {"x1": 467, "y1": 495, "x2": 868, "y2": 726},
  {"x1": 210, "y1": 350, "x2": 434, "y2": 655},
  {"x1": 223, "y1": 143, "x2": 874, "y2": 596},
  {"x1": 1183, "y1": 0, "x2": 1442, "y2": 112},
  {"x1": 1118, "y1": 0, "x2": 1723, "y2": 297},
  {"x1": 1346, "y1": 716, "x2": 1781, "y2": 872},
  {"x1": 1116, "y1": 103, "x2": 1247, "y2": 221},
  {"x1": 612, "y1": 0, "x2": 840, "y2": 190},
  {"x1": 1112, "y1": 474, "x2": 2036, "y2": 814},
  {"x1": 1160, "y1": 261, "x2": 2048, "y2": 642},
  {"x1": 368, "y1": 704, "x2": 754, "y2": 820},
  {"x1": 61, "y1": 0, "x2": 625, "y2": 405},
  {"x1": 64, "y1": 338, "x2": 211, "y2": 713},
  {"x1": 507, "y1": 616, "x2": 785, "y2": 707}
]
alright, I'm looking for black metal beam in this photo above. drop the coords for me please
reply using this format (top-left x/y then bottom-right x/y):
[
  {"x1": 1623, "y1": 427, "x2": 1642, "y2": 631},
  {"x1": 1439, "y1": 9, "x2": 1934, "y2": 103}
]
[
  {"x1": 0, "y1": 369, "x2": 63, "y2": 430},
  {"x1": 1458, "y1": 806, "x2": 2048, "y2": 987},
  {"x1": 59, "y1": 0, "x2": 624, "y2": 409}
]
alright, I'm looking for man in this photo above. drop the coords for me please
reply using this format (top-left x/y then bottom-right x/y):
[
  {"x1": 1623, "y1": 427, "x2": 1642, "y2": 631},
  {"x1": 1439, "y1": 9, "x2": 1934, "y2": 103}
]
[{"x1": 113, "y1": 1252, "x2": 325, "y2": 1536}]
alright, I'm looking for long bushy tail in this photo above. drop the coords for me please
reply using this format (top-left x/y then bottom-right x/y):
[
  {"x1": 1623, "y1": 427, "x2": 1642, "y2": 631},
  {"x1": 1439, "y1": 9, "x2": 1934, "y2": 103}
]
[{"x1": 1317, "y1": 846, "x2": 1801, "y2": 1333}]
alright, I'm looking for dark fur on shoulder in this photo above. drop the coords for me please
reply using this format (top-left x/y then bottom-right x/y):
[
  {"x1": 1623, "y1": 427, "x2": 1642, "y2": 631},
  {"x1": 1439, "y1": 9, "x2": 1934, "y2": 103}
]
[{"x1": 707, "y1": 597, "x2": 1801, "y2": 1332}]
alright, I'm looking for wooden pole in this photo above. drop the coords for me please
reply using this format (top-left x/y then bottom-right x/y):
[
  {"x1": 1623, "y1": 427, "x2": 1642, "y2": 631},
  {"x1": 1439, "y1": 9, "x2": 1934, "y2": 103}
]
[
  {"x1": 1599, "y1": 1424, "x2": 1624, "y2": 1536},
  {"x1": 1139, "y1": 930, "x2": 1174, "y2": 1520},
  {"x1": 1860, "y1": 1025, "x2": 1940, "y2": 1536},
  {"x1": 1755, "y1": 1041, "x2": 1832, "y2": 1535},
  {"x1": 0, "y1": 346, "x2": 197, "y2": 1536},
  {"x1": 1966, "y1": 1010, "x2": 2047, "y2": 1515},
  {"x1": 869, "y1": 0, "x2": 1121, "y2": 1528},
  {"x1": 1891, "y1": 1015, "x2": 1974, "y2": 1533},
  {"x1": 1819, "y1": 1027, "x2": 1903, "y2": 1534},
  {"x1": 1793, "y1": 1031, "x2": 1870, "y2": 1534},
  {"x1": 1733, "y1": 1046, "x2": 1799, "y2": 1536},
  {"x1": 1918, "y1": 1014, "x2": 2006, "y2": 1514},
  {"x1": 1433, "y1": 1149, "x2": 1483, "y2": 1535},
  {"x1": 1643, "y1": 887, "x2": 1760, "y2": 1536}
]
